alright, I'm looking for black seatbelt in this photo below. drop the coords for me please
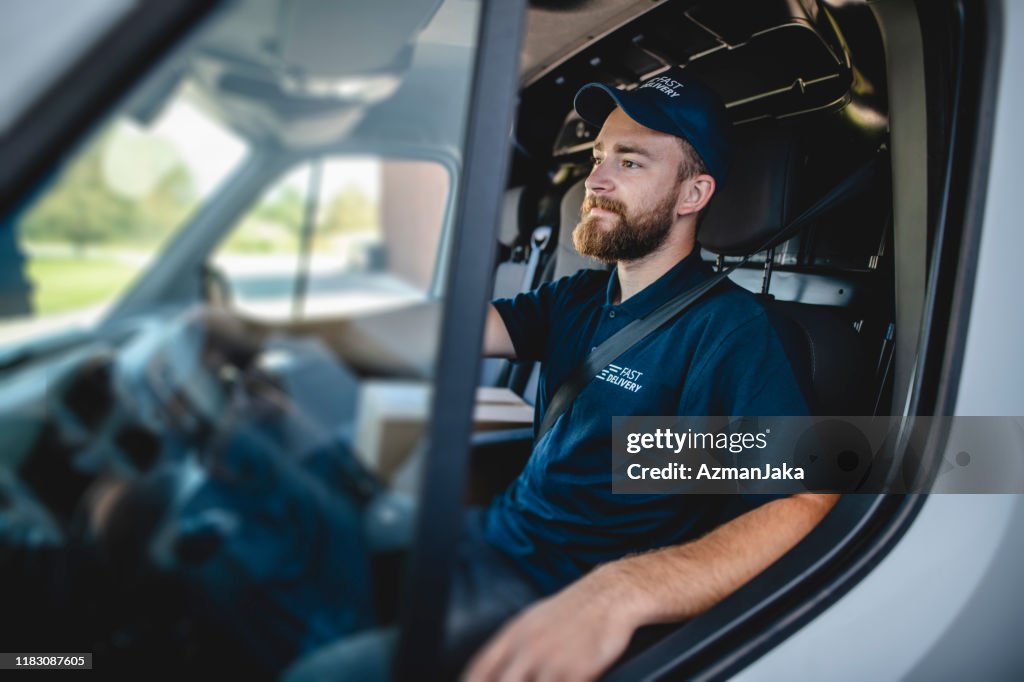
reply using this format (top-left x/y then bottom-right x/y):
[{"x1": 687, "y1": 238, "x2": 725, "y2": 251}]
[{"x1": 536, "y1": 153, "x2": 885, "y2": 440}]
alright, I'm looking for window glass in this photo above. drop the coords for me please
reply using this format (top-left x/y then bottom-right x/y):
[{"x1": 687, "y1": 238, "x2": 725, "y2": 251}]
[
  {"x1": 212, "y1": 157, "x2": 449, "y2": 320},
  {"x1": 4, "y1": 87, "x2": 247, "y2": 346}
]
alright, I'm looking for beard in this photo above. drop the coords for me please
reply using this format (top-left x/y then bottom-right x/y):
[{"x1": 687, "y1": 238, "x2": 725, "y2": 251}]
[{"x1": 572, "y1": 190, "x2": 677, "y2": 263}]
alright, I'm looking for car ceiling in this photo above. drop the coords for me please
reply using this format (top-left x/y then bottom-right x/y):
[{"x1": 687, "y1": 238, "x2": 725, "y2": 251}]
[
  {"x1": 171, "y1": 0, "x2": 470, "y2": 150},
  {"x1": 152, "y1": 0, "x2": 871, "y2": 154},
  {"x1": 520, "y1": 0, "x2": 669, "y2": 84},
  {"x1": 514, "y1": 0, "x2": 887, "y2": 161}
]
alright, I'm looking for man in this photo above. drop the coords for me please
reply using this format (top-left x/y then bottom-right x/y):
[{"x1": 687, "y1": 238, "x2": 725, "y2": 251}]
[
  {"x1": 286, "y1": 68, "x2": 836, "y2": 681},
  {"x1": 463, "y1": 68, "x2": 837, "y2": 680}
]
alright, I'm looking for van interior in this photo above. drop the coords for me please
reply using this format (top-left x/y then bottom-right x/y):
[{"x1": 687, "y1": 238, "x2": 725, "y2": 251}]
[{"x1": 0, "y1": 0, "x2": 975, "y2": 678}]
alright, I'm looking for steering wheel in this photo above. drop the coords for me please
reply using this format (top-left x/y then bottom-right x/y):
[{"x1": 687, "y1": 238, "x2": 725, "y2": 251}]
[
  {"x1": 110, "y1": 308, "x2": 269, "y2": 439},
  {"x1": 95, "y1": 307, "x2": 380, "y2": 668}
]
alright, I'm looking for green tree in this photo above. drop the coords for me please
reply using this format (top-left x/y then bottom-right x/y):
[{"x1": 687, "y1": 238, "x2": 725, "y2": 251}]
[
  {"x1": 19, "y1": 137, "x2": 135, "y2": 252},
  {"x1": 135, "y1": 163, "x2": 199, "y2": 241},
  {"x1": 19, "y1": 131, "x2": 199, "y2": 251},
  {"x1": 253, "y1": 185, "x2": 306, "y2": 234},
  {"x1": 321, "y1": 184, "x2": 378, "y2": 234}
]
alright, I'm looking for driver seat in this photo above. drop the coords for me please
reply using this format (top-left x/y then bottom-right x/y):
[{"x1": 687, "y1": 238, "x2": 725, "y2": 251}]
[{"x1": 698, "y1": 120, "x2": 873, "y2": 415}]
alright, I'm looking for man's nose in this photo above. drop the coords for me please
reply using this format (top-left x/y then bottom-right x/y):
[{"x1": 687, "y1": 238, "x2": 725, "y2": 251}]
[{"x1": 585, "y1": 161, "x2": 613, "y2": 195}]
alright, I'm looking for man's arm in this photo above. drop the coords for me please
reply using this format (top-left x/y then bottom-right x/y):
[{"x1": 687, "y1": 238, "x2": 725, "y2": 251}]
[
  {"x1": 483, "y1": 303, "x2": 517, "y2": 359},
  {"x1": 464, "y1": 493, "x2": 839, "y2": 682}
]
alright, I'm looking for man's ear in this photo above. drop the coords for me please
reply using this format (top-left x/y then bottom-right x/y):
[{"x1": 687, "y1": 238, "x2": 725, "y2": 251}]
[{"x1": 676, "y1": 174, "x2": 716, "y2": 217}]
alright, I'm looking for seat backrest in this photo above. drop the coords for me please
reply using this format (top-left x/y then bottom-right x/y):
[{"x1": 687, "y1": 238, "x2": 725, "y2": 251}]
[
  {"x1": 490, "y1": 186, "x2": 529, "y2": 299},
  {"x1": 700, "y1": 121, "x2": 872, "y2": 414},
  {"x1": 488, "y1": 178, "x2": 605, "y2": 400},
  {"x1": 481, "y1": 187, "x2": 532, "y2": 386},
  {"x1": 768, "y1": 300, "x2": 868, "y2": 414},
  {"x1": 553, "y1": 179, "x2": 605, "y2": 280}
]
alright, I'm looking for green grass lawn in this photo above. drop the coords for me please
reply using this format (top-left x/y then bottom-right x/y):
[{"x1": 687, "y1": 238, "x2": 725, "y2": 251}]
[{"x1": 27, "y1": 255, "x2": 142, "y2": 315}]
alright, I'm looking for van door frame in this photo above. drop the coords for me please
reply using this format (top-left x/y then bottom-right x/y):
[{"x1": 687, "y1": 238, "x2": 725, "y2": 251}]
[{"x1": 392, "y1": 0, "x2": 527, "y2": 678}]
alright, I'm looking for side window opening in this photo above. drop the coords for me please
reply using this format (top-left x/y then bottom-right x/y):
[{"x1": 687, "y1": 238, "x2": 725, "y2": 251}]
[{"x1": 211, "y1": 157, "x2": 449, "y2": 322}]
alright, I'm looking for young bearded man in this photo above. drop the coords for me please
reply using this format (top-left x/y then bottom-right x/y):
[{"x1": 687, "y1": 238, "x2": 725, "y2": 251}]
[
  {"x1": 464, "y1": 68, "x2": 837, "y2": 681},
  {"x1": 285, "y1": 68, "x2": 836, "y2": 682}
]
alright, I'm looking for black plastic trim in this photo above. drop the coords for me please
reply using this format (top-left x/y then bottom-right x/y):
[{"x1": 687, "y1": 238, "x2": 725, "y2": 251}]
[
  {"x1": 392, "y1": 0, "x2": 528, "y2": 678},
  {"x1": 923, "y1": 0, "x2": 1001, "y2": 419}
]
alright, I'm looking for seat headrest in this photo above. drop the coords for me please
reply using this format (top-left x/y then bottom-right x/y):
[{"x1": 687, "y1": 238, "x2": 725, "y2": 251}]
[{"x1": 698, "y1": 123, "x2": 806, "y2": 256}]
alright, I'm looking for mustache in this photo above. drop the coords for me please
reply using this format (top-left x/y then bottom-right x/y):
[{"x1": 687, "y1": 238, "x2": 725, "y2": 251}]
[{"x1": 581, "y1": 195, "x2": 627, "y2": 219}]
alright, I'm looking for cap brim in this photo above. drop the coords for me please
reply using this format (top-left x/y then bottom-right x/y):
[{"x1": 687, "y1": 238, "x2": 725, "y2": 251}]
[{"x1": 573, "y1": 83, "x2": 626, "y2": 128}]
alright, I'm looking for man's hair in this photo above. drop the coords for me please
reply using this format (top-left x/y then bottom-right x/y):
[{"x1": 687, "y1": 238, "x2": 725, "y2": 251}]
[{"x1": 676, "y1": 137, "x2": 709, "y2": 181}]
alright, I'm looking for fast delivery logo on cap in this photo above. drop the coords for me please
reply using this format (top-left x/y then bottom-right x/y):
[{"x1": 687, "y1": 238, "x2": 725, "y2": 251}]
[
  {"x1": 639, "y1": 76, "x2": 685, "y2": 98},
  {"x1": 573, "y1": 67, "x2": 732, "y2": 181}
]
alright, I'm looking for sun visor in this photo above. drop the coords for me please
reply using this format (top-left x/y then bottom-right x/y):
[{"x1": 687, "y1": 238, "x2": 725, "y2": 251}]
[{"x1": 278, "y1": 0, "x2": 443, "y2": 80}]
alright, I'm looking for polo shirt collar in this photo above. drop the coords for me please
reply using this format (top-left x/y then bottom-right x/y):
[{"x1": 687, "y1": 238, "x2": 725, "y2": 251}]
[{"x1": 604, "y1": 244, "x2": 711, "y2": 319}]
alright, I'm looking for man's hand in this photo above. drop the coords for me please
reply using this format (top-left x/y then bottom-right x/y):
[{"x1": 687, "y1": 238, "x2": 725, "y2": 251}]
[{"x1": 463, "y1": 566, "x2": 640, "y2": 682}]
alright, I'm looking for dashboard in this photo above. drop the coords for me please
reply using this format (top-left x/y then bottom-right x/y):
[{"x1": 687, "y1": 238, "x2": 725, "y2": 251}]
[{"x1": 0, "y1": 306, "x2": 383, "y2": 674}]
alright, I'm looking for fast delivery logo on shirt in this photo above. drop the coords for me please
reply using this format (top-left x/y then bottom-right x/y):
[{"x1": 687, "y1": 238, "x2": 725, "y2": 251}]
[{"x1": 597, "y1": 364, "x2": 644, "y2": 393}]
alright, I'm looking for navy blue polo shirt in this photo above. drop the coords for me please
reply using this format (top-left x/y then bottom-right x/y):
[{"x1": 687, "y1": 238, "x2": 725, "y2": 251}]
[{"x1": 484, "y1": 247, "x2": 811, "y2": 594}]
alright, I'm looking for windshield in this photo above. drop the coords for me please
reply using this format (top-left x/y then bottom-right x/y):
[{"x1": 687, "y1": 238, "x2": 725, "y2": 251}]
[{"x1": 1, "y1": 84, "x2": 248, "y2": 348}]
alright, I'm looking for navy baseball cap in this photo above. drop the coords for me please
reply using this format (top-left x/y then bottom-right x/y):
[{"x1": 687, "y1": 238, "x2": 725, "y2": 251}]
[{"x1": 574, "y1": 67, "x2": 733, "y2": 182}]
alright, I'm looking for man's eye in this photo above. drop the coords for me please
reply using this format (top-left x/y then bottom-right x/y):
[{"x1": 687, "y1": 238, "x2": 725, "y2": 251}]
[
  {"x1": 622, "y1": 159, "x2": 639, "y2": 169},
  {"x1": 591, "y1": 156, "x2": 603, "y2": 166}
]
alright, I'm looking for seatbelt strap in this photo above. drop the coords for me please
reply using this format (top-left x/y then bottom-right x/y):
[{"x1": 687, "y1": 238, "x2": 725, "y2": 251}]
[
  {"x1": 521, "y1": 226, "x2": 553, "y2": 291},
  {"x1": 536, "y1": 153, "x2": 884, "y2": 440}
]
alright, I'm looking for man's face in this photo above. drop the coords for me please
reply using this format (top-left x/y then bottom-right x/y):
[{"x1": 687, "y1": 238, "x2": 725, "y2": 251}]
[{"x1": 573, "y1": 107, "x2": 689, "y2": 263}]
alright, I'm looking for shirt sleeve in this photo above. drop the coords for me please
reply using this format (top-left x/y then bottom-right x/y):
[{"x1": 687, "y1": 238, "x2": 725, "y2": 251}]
[{"x1": 491, "y1": 271, "x2": 592, "y2": 362}]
